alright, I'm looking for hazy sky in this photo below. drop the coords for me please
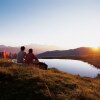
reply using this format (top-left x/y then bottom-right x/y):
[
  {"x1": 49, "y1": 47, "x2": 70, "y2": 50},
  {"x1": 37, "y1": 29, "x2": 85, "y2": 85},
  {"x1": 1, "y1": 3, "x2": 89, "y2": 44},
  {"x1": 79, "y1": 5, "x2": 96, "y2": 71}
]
[{"x1": 0, "y1": 0, "x2": 100, "y2": 49}]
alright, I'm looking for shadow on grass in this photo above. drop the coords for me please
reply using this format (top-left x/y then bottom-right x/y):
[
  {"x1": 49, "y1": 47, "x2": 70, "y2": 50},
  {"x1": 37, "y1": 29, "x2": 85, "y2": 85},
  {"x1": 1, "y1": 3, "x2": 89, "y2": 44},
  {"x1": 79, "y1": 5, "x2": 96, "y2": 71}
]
[
  {"x1": 0, "y1": 73, "x2": 51, "y2": 100},
  {"x1": 0, "y1": 62, "x2": 13, "y2": 67}
]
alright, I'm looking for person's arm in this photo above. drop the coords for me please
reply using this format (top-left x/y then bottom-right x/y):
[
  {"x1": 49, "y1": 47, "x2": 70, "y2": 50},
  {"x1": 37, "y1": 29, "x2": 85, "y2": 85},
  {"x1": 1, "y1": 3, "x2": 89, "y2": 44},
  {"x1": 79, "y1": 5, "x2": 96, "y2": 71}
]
[
  {"x1": 33, "y1": 54, "x2": 39, "y2": 62},
  {"x1": 23, "y1": 52, "x2": 27, "y2": 62}
]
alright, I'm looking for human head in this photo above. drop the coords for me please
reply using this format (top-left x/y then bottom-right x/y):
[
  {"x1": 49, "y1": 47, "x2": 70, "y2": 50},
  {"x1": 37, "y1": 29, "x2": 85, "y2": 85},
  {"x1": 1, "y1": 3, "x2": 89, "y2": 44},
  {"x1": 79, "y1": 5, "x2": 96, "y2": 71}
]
[
  {"x1": 28, "y1": 49, "x2": 33, "y2": 53},
  {"x1": 20, "y1": 46, "x2": 25, "y2": 51}
]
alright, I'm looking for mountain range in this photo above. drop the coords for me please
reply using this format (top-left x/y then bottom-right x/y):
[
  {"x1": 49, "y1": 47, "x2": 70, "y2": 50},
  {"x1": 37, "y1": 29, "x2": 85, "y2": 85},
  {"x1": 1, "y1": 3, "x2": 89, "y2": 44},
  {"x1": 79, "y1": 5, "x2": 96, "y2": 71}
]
[
  {"x1": 0, "y1": 44, "x2": 63, "y2": 54},
  {"x1": 37, "y1": 47, "x2": 98, "y2": 57},
  {"x1": 0, "y1": 44, "x2": 99, "y2": 57}
]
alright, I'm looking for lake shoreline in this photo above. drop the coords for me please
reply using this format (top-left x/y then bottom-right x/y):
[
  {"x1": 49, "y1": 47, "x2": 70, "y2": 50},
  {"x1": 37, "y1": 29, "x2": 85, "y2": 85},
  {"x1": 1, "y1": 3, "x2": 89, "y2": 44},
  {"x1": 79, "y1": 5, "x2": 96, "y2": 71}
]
[
  {"x1": 0, "y1": 63, "x2": 100, "y2": 100},
  {"x1": 40, "y1": 55, "x2": 100, "y2": 69},
  {"x1": 40, "y1": 59, "x2": 100, "y2": 78}
]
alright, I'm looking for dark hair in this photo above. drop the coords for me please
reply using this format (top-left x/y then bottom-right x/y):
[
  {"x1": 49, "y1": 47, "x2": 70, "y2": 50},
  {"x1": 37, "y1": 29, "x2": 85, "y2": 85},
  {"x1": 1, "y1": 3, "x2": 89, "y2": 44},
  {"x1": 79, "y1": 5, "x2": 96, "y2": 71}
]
[
  {"x1": 21, "y1": 46, "x2": 25, "y2": 51},
  {"x1": 29, "y1": 49, "x2": 33, "y2": 53}
]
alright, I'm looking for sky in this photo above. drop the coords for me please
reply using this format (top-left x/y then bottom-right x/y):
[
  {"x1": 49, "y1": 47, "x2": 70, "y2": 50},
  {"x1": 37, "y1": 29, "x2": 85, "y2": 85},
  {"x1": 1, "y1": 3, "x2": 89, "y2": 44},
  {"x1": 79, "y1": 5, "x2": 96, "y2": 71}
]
[{"x1": 0, "y1": 0, "x2": 100, "y2": 49}]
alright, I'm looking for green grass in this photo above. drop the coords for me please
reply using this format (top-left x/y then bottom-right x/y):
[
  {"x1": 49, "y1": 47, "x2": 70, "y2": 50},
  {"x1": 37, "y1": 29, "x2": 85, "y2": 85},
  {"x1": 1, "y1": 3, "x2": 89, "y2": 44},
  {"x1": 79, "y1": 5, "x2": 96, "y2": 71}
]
[{"x1": 0, "y1": 61, "x2": 100, "y2": 100}]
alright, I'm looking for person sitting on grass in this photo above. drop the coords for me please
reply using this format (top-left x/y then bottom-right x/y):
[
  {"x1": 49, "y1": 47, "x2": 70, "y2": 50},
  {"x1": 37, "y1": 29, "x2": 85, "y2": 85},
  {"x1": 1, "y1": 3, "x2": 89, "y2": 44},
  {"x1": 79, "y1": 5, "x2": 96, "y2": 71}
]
[
  {"x1": 25, "y1": 49, "x2": 39, "y2": 64},
  {"x1": 17, "y1": 46, "x2": 26, "y2": 63}
]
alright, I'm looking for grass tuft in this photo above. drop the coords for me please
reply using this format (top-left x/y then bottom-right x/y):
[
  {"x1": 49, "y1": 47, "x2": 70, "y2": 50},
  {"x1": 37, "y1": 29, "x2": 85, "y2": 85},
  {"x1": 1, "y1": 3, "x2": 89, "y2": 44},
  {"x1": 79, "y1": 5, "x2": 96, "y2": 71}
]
[{"x1": 0, "y1": 60, "x2": 100, "y2": 100}]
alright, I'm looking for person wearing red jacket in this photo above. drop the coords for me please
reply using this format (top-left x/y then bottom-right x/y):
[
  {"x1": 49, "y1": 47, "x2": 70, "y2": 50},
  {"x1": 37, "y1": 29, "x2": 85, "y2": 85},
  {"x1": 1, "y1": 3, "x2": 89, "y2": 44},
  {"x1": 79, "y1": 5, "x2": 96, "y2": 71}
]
[{"x1": 25, "y1": 49, "x2": 39, "y2": 64}]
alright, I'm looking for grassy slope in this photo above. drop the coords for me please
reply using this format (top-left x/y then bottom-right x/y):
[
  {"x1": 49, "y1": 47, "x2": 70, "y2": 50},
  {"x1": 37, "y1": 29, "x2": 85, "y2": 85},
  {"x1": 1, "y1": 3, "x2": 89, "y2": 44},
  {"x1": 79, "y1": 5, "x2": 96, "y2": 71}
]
[{"x1": 0, "y1": 62, "x2": 100, "y2": 100}]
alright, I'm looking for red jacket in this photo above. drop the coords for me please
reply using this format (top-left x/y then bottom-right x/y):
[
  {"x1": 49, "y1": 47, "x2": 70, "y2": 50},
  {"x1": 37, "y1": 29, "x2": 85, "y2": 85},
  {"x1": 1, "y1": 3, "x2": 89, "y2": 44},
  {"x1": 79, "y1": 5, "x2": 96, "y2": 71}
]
[{"x1": 25, "y1": 53, "x2": 39, "y2": 64}]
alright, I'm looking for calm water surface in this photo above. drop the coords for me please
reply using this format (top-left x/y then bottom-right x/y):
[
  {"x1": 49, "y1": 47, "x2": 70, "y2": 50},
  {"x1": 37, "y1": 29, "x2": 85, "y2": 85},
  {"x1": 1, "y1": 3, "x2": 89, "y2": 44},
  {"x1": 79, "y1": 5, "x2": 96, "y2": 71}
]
[{"x1": 39, "y1": 59, "x2": 100, "y2": 78}]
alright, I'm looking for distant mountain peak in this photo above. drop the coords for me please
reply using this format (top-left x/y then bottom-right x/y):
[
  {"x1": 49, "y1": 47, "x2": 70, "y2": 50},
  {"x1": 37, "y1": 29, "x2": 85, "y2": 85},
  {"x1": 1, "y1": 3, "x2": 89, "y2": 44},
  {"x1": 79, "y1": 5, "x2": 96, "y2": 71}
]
[
  {"x1": 0, "y1": 44, "x2": 64, "y2": 54},
  {"x1": 37, "y1": 47, "x2": 94, "y2": 57}
]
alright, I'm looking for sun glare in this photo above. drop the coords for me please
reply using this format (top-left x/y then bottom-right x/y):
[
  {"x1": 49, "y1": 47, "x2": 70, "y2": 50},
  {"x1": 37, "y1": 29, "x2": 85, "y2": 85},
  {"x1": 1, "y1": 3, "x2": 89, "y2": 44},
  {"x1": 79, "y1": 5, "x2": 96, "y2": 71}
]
[{"x1": 92, "y1": 47, "x2": 99, "y2": 52}]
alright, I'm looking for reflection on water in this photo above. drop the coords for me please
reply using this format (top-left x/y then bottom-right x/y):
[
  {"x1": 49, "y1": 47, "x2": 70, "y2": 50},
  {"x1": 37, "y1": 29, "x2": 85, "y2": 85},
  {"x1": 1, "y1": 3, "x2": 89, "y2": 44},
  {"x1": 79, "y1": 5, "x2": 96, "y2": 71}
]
[{"x1": 39, "y1": 59, "x2": 100, "y2": 78}]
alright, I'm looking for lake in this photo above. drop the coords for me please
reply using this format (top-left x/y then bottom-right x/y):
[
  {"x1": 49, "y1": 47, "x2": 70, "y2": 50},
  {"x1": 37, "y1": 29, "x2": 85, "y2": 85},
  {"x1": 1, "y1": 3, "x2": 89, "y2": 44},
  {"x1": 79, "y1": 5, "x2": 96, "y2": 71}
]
[{"x1": 39, "y1": 59, "x2": 100, "y2": 78}]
